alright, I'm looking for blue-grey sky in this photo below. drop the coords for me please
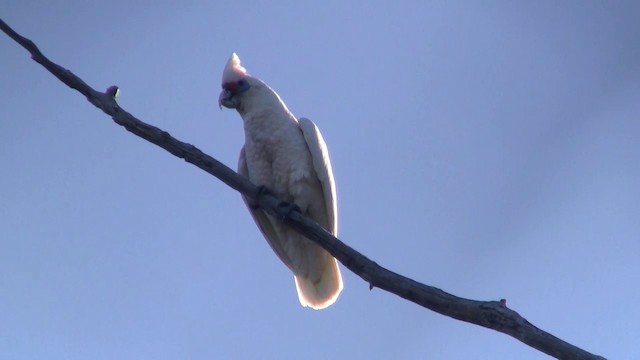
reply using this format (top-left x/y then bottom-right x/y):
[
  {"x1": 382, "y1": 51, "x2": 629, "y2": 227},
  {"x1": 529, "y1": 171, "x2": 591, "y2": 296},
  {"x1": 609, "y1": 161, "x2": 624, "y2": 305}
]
[{"x1": 2, "y1": 2, "x2": 639, "y2": 359}]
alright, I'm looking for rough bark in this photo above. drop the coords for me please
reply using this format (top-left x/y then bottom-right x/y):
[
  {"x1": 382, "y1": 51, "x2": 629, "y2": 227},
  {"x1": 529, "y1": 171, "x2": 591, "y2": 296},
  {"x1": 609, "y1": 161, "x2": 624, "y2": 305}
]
[{"x1": 1, "y1": 18, "x2": 605, "y2": 360}]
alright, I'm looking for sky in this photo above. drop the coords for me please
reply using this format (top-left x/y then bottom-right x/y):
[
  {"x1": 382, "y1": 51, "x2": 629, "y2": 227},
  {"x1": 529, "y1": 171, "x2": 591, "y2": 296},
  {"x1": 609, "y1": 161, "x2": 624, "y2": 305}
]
[{"x1": 1, "y1": 1, "x2": 639, "y2": 359}]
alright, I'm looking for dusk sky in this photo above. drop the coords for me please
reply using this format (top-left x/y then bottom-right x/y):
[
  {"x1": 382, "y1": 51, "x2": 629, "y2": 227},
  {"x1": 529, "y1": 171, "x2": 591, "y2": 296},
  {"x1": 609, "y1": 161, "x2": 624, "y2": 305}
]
[{"x1": 2, "y1": 2, "x2": 639, "y2": 359}]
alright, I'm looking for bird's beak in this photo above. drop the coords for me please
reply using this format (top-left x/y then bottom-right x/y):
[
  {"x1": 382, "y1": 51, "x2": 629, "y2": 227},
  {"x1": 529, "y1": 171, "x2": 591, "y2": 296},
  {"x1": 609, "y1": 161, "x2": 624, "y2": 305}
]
[{"x1": 218, "y1": 89, "x2": 238, "y2": 110}]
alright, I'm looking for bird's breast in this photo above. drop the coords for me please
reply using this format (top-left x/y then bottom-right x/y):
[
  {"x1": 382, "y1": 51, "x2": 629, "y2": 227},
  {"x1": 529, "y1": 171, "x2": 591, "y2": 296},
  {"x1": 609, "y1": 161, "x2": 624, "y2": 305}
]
[{"x1": 243, "y1": 113, "x2": 315, "y2": 201}]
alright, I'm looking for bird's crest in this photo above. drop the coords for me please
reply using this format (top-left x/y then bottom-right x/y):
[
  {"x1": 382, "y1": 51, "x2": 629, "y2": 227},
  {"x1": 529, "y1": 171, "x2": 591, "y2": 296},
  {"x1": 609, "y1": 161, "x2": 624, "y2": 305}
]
[{"x1": 222, "y1": 53, "x2": 247, "y2": 85}]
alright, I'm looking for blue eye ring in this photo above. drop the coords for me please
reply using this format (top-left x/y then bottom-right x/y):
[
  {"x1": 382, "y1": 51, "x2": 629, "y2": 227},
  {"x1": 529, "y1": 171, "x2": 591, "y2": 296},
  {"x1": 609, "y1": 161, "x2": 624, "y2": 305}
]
[{"x1": 237, "y1": 79, "x2": 250, "y2": 93}]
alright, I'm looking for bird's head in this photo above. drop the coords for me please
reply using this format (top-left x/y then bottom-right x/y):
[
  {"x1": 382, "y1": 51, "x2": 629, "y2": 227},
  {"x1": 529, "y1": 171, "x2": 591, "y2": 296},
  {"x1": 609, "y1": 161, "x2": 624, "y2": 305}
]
[{"x1": 218, "y1": 53, "x2": 254, "y2": 110}]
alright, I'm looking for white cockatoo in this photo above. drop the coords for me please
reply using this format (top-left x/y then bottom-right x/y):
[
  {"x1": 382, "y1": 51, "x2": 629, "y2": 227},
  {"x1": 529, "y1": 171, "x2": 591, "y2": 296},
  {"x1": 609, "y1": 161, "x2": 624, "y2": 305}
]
[{"x1": 218, "y1": 53, "x2": 343, "y2": 309}]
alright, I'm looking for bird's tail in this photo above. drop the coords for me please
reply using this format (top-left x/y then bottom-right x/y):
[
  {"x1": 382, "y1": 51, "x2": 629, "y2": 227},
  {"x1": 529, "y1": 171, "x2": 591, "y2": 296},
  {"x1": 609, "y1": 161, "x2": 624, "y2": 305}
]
[{"x1": 294, "y1": 258, "x2": 343, "y2": 310}]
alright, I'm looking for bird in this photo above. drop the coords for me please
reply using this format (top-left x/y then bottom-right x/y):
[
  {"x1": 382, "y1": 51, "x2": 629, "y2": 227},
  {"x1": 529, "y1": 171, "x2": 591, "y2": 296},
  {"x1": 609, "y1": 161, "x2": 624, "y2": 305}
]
[{"x1": 218, "y1": 53, "x2": 343, "y2": 309}]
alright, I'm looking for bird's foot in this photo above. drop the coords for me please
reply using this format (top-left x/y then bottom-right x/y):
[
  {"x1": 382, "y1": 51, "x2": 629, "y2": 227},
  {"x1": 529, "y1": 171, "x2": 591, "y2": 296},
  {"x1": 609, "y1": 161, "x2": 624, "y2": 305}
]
[
  {"x1": 276, "y1": 201, "x2": 301, "y2": 220},
  {"x1": 253, "y1": 185, "x2": 301, "y2": 219},
  {"x1": 250, "y1": 185, "x2": 272, "y2": 209}
]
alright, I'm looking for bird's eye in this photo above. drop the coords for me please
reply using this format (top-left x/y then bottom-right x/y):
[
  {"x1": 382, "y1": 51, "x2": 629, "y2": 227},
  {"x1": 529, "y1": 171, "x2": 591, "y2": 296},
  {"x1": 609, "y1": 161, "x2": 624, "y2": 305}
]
[{"x1": 237, "y1": 79, "x2": 250, "y2": 93}]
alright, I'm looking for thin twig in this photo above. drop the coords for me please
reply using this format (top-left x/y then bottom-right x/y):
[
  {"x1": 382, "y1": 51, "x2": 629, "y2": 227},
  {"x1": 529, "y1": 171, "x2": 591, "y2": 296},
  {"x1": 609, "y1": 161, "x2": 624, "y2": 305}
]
[{"x1": 1, "y1": 18, "x2": 605, "y2": 360}]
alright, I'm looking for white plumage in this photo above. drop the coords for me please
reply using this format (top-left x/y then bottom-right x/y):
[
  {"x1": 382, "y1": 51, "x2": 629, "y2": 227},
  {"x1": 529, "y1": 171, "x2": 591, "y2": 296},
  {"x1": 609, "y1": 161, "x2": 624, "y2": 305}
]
[{"x1": 219, "y1": 53, "x2": 343, "y2": 309}]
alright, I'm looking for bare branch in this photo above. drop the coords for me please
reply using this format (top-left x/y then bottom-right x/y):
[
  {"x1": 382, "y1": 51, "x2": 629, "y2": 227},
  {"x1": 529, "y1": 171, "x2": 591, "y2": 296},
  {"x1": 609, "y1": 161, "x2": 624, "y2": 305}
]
[{"x1": 1, "y1": 18, "x2": 605, "y2": 360}]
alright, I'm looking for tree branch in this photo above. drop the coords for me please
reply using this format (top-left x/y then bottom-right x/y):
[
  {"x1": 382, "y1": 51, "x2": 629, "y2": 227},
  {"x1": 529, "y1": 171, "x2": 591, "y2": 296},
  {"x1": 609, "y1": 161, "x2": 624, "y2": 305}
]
[{"x1": 1, "y1": 18, "x2": 605, "y2": 360}]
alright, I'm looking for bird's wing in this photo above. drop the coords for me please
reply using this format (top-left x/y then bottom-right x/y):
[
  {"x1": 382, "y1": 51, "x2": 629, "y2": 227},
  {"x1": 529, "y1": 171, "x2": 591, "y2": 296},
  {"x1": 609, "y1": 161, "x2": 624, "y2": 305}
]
[
  {"x1": 298, "y1": 117, "x2": 338, "y2": 235},
  {"x1": 238, "y1": 147, "x2": 295, "y2": 271}
]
